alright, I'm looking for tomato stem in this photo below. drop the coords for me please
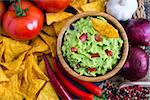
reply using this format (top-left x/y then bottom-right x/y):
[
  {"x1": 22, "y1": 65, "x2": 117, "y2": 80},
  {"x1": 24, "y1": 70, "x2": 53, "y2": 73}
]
[
  {"x1": 17, "y1": 0, "x2": 21, "y2": 10},
  {"x1": 13, "y1": 0, "x2": 28, "y2": 17}
]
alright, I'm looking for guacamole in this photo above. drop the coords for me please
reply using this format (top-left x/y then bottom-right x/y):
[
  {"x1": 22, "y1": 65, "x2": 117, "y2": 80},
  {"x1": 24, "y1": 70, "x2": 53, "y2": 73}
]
[{"x1": 62, "y1": 17, "x2": 123, "y2": 76}]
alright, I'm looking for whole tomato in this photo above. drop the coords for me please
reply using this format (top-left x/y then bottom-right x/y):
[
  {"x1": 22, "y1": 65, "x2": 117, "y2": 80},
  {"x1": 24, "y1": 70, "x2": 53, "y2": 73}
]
[
  {"x1": 33, "y1": 0, "x2": 71, "y2": 12},
  {"x1": 3, "y1": 1, "x2": 44, "y2": 40},
  {"x1": 0, "y1": 1, "x2": 5, "y2": 23}
]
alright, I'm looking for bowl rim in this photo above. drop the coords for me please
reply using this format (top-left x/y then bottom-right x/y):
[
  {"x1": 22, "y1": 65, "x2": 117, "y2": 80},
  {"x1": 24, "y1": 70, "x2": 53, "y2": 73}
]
[{"x1": 57, "y1": 12, "x2": 129, "y2": 82}]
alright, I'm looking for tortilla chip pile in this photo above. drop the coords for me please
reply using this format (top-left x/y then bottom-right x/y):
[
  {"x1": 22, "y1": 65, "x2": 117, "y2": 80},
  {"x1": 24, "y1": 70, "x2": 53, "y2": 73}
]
[
  {"x1": 0, "y1": 33, "x2": 59, "y2": 99},
  {"x1": 0, "y1": 0, "x2": 106, "y2": 99}
]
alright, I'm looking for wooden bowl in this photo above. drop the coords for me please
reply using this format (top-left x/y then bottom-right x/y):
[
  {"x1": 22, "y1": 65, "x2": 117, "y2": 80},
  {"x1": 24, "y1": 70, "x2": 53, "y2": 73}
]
[{"x1": 57, "y1": 12, "x2": 129, "y2": 82}]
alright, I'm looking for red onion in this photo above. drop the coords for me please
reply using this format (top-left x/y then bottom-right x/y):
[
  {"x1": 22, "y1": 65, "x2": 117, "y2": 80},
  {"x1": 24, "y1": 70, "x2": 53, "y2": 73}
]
[
  {"x1": 123, "y1": 46, "x2": 149, "y2": 81},
  {"x1": 125, "y1": 19, "x2": 150, "y2": 46}
]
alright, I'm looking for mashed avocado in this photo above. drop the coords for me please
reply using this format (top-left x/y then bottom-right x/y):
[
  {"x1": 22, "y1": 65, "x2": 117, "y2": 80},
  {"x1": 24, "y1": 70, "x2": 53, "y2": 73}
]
[{"x1": 62, "y1": 17, "x2": 123, "y2": 76}]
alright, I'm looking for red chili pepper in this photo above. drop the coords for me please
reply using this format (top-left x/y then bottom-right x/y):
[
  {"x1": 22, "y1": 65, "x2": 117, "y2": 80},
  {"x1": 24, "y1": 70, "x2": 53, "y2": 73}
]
[
  {"x1": 71, "y1": 47, "x2": 77, "y2": 52},
  {"x1": 56, "y1": 58, "x2": 103, "y2": 96},
  {"x1": 95, "y1": 34, "x2": 102, "y2": 42},
  {"x1": 43, "y1": 56, "x2": 72, "y2": 100},
  {"x1": 68, "y1": 73, "x2": 103, "y2": 96},
  {"x1": 90, "y1": 53, "x2": 100, "y2": 58},
  {"x1": 53, "y1": 57, "x2": 94, "y2": 100},
  {"x1": 105, "y1": 50, "x2": 113, "y2": 56},
  {"x1": 79, "y1": 33, "x2": 88, "y2": 42}
]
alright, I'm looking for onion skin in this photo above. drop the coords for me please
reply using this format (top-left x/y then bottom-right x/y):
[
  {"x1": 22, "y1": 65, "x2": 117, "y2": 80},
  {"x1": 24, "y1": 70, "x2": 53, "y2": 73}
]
[
  {"x1": 125, "y1": 19, "x2": 150, "y2": 46},
  {"x1": 123, "y1": 46, "x2": 149, "y2": 81}
]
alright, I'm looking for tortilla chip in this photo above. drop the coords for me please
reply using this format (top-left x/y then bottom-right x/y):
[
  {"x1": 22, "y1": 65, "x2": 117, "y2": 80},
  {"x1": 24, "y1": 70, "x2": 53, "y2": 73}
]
[
  {"x1": 39, "y1": 59, "x2": 48, "y2": 76},
  {"x1": 0, "y1": 52, "x2": 26, "y2": 70},
  {"x1": 0, "y1": 67, "x2": 9, "y2": 82},
  {"x1": 20, "y1": 68, "x2": 29, "y2": 94},
  {"x1": 18, "y1": 68, "x2": 24, "y2": 87},
  {"x1": 0, "y1": 91, "x2": 23, "y2": 100},
  {"x1": 81, "y1": 0, "x2": 105, "y2": 12},
  {"x1": 21, "y1": 55, "x2": 38, "y2": 95},
  {"x1": 24, "y1": 96, "x2": 33, "y2": 100},
  {"x1": 70, "y1": 0, "x2": 87, "y2": 13},
  {"x1": 34, "y1": 54, "x2": 39, "y2": 64},
  {"x1": 4, "y1": 61, "x2": 25, "y2": 77},
  {"x1": 13, "y1": 93, "x2": 25, "y2": 100},
  {"x1": 0, "y1": 75, "x2": 25, "y2": 100},
  {"x1": 27, "y1": 79, "x2": 46, "y2": 98},
  {"x1": 70, "y1": 0, "x2": 87, "y2": 9},
  {"x1": 52, "y1": 22, "x2": 63, "y2": 36},
  {"x1": 0, "y1": 44, "x2": 4, "y2": 62},
  {"x1": 76, "y1": 8, "x2": 83, "y2": 14},
  {"x1": 40, "y1": 33, "x2": 57, "y2": 57},
  {"x1": 33, "y1": 53, "x2": 44, "y2": 63},
  {"x1": 25, "y1": 55, "x2": 38, "y2": 82},
  {"x1": 31, "y1": 55, "x2": 49, "y2": 81},
  {"x1": 0, "y1": 74, "x2": 25, "y2": 100},
  {"x1": 46, "y1": 12, "x2": 73, "y2": 25},
  {"x1": 8, "y1": 74, "x2": 25, "y2": 99},
  {"x1": 8, "y1": 74, "x2": 20, "y2": 92},
  {"x1": 37, "y1": 82, "x2": 59, "y2": 100},
  {"x1": 0, "y1": 85, "x2": 14, "y2": 100},
  {"x1": 53, "y1": 17, "x2": 71, "y2": 36},
  {"x1": 3, "y1": 37, "x2": 31, "y2": 62},
  {"x1": 46, "y1": 55, "x2": 55, "y2": 71},
  {"x1": 23, "y1": 68, "x2": 28, "y2": 83},
  {"x1": 42, "y1": 25, "x2": 56, "y2": 37},
  {"x1": 27, "y1": 37, "x2": 49, "y2": 55},
  {"x1": 26, "y1": 54, "x2": 49, "y2": 81},
  {"x1": 91, "y1": 18, "x2": 119, "y2": 38}
]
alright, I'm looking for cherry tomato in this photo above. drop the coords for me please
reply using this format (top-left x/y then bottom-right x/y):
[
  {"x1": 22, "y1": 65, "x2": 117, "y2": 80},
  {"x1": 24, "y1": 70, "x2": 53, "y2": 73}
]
[
  {"x1": 33, "y1": 0, "x2": 71, "y2": 12},
  {"x1": 3, "y1": 1, "x2": 44, "y2": 40},
  {"x1": 0, "y1": 1, "x2": 5, "y2": 23}
]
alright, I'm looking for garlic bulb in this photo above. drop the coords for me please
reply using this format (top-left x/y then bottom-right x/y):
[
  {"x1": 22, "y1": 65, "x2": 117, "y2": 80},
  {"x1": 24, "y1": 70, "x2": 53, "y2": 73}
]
[{"x1": 106, "y1": 0, "x2": 138, "y2": 21}]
